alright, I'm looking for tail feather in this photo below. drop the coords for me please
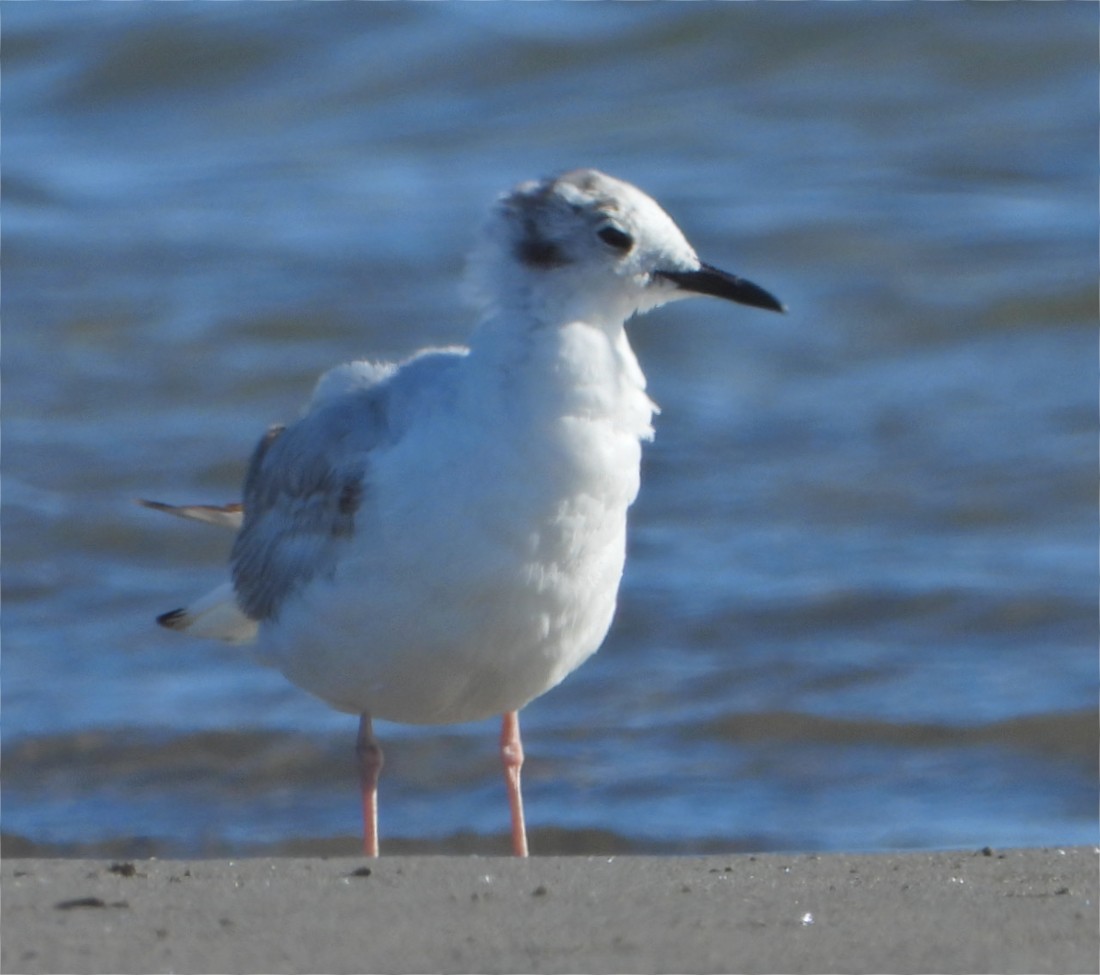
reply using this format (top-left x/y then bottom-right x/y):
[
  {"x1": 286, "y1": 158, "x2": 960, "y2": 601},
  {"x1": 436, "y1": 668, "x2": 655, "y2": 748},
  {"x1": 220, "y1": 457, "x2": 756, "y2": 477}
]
[
  {"x1": 137, "y1": 499, "x2": 244, "y2": 531},
  {"x1": 141, "y1": 500, "x2": 255, "y2": 643}
]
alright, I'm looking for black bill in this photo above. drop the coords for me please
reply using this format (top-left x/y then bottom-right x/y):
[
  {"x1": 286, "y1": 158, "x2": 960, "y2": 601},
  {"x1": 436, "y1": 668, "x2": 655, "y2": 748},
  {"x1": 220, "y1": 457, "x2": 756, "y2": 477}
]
[{"x1": 656, "y1": 263, "x2": 785, "y2": 313}]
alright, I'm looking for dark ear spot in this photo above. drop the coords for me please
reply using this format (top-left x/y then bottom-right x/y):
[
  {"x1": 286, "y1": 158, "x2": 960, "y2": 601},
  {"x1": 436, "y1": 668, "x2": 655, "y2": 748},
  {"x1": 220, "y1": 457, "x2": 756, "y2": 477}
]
[
  {"x1": 331, "y1": 476, "x2": 363, "y2": 538},
  {"x1": 517, "y1": 236, "x2": 568, "y2": 268},
  {"x1": 515, "y1": 211, "x2": 570, "y2": 269},
  {"x1": 337, "y1": 479, "x2": 362, "y2": 518}
]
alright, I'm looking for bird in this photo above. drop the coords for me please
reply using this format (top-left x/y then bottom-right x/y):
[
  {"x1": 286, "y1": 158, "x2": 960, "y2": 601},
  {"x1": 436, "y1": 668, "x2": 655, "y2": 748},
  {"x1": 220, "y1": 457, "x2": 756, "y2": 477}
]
[{"x1": 143, "y1": 169, "x2": 784, "y2": 857}]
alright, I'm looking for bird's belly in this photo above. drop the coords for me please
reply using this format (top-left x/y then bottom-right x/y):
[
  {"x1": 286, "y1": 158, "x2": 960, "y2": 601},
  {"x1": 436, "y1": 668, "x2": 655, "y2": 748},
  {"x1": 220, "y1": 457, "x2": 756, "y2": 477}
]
[{"x1": 262, "y1": 425, "x2": 639, "y2": 725}]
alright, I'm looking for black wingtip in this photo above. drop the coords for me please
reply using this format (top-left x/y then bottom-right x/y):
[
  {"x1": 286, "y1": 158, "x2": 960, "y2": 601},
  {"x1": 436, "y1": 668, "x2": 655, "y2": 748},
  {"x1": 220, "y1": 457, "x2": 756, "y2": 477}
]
[{"x1": 156, "y1": 608, "x2": 188, "y2": 630}]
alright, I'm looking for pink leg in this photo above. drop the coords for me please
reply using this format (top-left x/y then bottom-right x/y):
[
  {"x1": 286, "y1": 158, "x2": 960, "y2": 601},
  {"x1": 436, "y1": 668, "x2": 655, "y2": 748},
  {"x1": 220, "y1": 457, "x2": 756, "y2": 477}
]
[
  {"x1": 356, "y1": 713, "x2": 383, "y2": 857},
  {"x1": 500, "y1": 710, "x2": 529, "y2": 857}
]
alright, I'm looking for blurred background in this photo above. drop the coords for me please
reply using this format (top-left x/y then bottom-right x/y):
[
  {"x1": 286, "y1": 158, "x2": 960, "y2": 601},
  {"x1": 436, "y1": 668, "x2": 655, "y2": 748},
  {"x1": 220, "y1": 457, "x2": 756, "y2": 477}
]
[{"x1": 3, "y1": 3, "x2": 1096, "y2": 857}]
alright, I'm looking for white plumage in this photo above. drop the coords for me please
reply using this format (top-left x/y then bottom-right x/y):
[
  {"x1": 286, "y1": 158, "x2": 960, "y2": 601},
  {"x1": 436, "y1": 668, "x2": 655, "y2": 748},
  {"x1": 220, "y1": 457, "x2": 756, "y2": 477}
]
[{"x1": 145, "y1": 169, "x2": 783, "y2": 855}]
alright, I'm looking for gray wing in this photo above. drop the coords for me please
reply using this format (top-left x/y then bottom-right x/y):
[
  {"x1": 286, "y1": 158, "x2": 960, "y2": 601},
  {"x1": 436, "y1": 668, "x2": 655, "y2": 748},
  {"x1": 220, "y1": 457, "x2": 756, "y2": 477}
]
[
  {"x1": 229, "y1": 348, "x2": 466, "y2": 624},
  {"x1": 230, "y1": 388, "x2": 390, "y2": 622}
]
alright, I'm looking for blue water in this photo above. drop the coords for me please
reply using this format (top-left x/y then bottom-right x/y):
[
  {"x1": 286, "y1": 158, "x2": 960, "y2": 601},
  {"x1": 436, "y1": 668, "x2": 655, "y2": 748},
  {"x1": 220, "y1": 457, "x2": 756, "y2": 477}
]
[{"x1": 3, "y1": 3, "x2": 1096, "y2": 857}]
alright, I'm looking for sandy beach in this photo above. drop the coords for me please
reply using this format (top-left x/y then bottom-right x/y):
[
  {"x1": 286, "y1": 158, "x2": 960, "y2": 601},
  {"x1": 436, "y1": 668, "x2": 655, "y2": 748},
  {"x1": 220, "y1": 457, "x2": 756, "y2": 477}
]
[{"x1": 2, "y1": 847, "x2": 1096, "y2": 974}]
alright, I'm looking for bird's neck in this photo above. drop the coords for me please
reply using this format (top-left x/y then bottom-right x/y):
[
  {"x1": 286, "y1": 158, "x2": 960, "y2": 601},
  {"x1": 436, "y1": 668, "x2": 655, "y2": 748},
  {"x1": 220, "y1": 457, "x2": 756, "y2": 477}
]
[{"x1": 466, "y1": 309, "x2": 655, "y2": 442}]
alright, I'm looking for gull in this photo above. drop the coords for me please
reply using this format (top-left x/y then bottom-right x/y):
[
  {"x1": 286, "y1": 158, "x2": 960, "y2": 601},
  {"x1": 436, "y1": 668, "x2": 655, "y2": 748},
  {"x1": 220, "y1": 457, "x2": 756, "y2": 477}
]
[{"x1": 143, "y1": 169, "x2": 784, "y2": 857}]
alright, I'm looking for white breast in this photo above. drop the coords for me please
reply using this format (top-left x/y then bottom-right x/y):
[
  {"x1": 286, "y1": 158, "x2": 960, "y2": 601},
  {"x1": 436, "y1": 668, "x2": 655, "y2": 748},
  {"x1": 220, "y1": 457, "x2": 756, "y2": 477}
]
[{"x1": 261, "y1": 318, "x2": 656, "y2": 725}]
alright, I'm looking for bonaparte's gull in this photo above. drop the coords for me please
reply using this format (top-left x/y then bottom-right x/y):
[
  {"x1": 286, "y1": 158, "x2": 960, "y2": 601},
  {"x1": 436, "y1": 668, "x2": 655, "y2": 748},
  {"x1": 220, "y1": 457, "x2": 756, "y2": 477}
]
[{"x1": 144, "y1": 169, "x2": 784, "y2": 856}]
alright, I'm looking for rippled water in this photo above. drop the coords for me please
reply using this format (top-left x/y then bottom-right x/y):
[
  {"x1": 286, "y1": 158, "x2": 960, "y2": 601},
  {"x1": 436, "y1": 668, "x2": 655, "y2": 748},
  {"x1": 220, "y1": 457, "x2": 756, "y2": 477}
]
[{"x1": 3, "y1": 3, "x2": 1096, "y2": 856}]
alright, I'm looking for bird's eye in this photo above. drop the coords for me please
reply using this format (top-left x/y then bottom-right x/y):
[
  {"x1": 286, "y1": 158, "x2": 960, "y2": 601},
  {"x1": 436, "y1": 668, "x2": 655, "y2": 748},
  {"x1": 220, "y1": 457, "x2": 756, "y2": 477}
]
[{"x1": 597, "y1": 225, "x2": 634, "y2": 252}]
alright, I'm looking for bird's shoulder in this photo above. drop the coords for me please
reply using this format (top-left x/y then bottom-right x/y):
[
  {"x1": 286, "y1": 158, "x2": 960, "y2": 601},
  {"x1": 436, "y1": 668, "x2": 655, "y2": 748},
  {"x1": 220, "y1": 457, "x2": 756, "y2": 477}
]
[
  {"x1": 247, "y1": 346, "x2": 468, "y2": 502},
  {"x1": 230, "y1": 346, "x2": 468, "y2": 622}
]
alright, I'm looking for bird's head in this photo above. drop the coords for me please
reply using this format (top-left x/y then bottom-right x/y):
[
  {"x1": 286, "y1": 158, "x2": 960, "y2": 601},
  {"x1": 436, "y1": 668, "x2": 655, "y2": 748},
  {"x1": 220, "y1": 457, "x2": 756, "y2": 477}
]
[{"x1": 467, "y1": 169, "x2": 784, "y2": 327}]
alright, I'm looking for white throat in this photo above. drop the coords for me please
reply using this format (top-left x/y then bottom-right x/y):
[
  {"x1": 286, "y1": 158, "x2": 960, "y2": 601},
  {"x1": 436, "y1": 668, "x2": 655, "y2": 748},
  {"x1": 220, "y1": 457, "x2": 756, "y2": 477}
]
[{"x1": 467, "y1": 299, "x2": 656, "y2": 446}]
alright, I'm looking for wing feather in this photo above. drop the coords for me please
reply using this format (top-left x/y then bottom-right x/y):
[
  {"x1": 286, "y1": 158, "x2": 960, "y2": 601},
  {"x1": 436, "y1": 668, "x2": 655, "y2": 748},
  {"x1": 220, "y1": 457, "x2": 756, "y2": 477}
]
[
  {"x1": 230, "y1": 388, "x2": 391, "y2": 622},
  {"x1": 147, "y1": 350, "x2": 466, "y2": 637}
]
